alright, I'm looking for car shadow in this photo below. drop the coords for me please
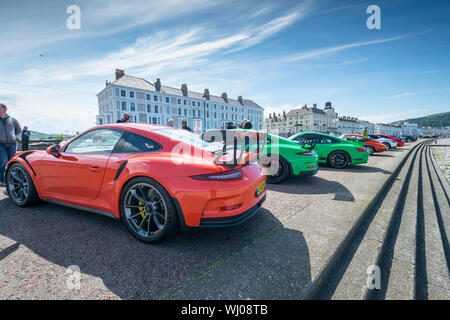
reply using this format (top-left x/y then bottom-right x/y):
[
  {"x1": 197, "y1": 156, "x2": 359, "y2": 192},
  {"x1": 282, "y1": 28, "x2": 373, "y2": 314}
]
[
  {"x1": 268, "y1": 176, "x2": 355, "y2": 202},
  {"x1": 371, "y1": 153, "x2": 394, "y2": 157},
  {"x1": 318, "y1": 164, "x2": 392, "y2": 175},
  {"x1": 0, "y1": 198, "x2": 312, "y2": 300}
]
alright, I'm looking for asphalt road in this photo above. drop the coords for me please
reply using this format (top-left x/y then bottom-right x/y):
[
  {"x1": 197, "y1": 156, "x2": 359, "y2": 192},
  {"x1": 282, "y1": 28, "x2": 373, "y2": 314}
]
[{"x1": 0, "y1": 145, "x2": 418, "y2": 299}]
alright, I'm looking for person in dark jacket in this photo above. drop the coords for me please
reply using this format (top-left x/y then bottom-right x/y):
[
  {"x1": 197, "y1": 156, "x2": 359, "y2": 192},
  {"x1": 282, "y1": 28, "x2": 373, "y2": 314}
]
[
  {"x1": 21, "y1": 126, "x2": 31, "y2": 151},
  {"x1": 0, "y1": 103, "x2": 21, "y2": 187},
  {"x1": 181, "y1": 120, "x2": 192, "y2": 132},
  {"x1": 116, "y1": 113, "x2": 130, "y2": 123},
  {"x1": 226, "y1": 122, "x2": 236, "y2": 129}
]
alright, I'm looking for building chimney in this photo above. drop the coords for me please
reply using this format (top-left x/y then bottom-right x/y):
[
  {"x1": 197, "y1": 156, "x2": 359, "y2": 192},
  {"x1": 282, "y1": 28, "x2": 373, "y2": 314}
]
[
  {"x1": 105, "y1": 80, "x2": 110, "y2": 87},
  {"x1": 313, "y1": 103, "x2": 317, "y2": 109},
  {"x1": 181, "y1": 84, "x2": 188, "y2": 96},
  {"x1": 115, "y1": 69, "x2": 125, "y2": 80},
  {"x1": 203, "y1": 88, "x2": 210, "y2": 99},
  {"x1": 221, "y1": 92, "x2": 228, "y2": 102},
  {"x1": 155, "y1": 78, "x2": 161, "y2": 91},
  {"x1": 325, "y1": 101, "x2": 332, "y2": 108},
  {"x1": 238, "y1": 96, "x2": 244, "y2": 104}
]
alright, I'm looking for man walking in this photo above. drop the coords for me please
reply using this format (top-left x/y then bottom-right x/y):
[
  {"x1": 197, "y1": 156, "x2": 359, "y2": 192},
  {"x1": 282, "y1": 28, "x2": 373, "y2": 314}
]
[
  {"x1": 21, "y1": 126, "x2": 31, "y2": 151},
  {"x1": 0, "y1": 103, "x2": 21, "y2": 187}
]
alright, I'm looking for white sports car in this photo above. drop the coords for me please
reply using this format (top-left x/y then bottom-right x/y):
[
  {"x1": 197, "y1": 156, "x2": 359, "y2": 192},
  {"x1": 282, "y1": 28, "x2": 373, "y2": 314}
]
[{"x1": 368, "y1": 134, "x2": 398, "y2": 149}]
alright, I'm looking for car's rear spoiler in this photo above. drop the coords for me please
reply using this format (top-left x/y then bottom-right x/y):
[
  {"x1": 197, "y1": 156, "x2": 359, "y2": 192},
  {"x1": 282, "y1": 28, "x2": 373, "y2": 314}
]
[
  {"x1": 202, "y1": 129, "x2": 267, "y2": 169},
  {"x1": 297, "y1": 133, "x2": 318, "y2": 151}
]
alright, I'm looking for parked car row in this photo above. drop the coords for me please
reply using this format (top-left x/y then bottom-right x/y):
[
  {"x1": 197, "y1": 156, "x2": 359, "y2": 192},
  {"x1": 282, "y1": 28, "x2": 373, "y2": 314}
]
[{"x1": 3, "y1": 124, "x2": 414, "y2": 243}]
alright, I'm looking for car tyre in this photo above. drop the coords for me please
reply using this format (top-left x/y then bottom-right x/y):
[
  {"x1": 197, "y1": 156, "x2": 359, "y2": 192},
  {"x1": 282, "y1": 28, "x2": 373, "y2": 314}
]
[
  {"x1": 365, "y1": 145, "x2": 375, "y2": 155},
  {"x1": 6, "y1": 163, "x2": 39, "y2": 206},
  {"x1": 383, "y1": 142, "x2": 391, "y2": 150},
  {"x1": 266, "y1": 156, "x2": 289, "y2": 184},
  {"x1": 328, "y1": 151, "x2": 350, "y2": 169},
  {"x1": 120, "y1": 177, "x2": 179, "y2": 243}
]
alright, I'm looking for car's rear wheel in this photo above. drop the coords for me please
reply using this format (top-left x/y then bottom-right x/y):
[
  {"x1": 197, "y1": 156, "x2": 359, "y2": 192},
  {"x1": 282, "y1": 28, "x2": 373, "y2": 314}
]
[
  {"x1": 265, "y1": 156, "x2": 289, "y2": 184},
  {"x1": 328, "y1": 151, "x2": 350, "y2": 169},
  {"x1": 6, "y1": 163, "x2": 39, "y2": 206},
  {"x1": 120, "y1": 177, "x2": 179, "y2": 243},
  {"x1": 365, "y1": 145, "x2": 375, "y2": 155}
]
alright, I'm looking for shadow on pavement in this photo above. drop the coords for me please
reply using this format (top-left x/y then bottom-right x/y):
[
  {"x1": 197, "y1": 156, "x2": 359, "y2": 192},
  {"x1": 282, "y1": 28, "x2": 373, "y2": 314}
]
[
  {"x1": 268, "y1": 176, "x2": 355, "y2": 202},
  {"x1": 318, "y1": 164, "x2": 392, "y2": 175},
  {"x1": 0, "y1": 198, "x2": 311, "y2": 300}
]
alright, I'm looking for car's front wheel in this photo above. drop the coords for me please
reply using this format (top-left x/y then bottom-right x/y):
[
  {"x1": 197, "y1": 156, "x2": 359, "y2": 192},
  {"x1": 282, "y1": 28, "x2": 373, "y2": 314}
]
[
  {"x1": 120, "y1": 177, "x2": 179, "y2": 243},
  {"x1": 328, "y1": 151, "x2": 350, "y2": 169},
  {"x1": 383, "y1": 142, "x2": 391, "y2": 149},
  {"x1": 6, "y1": 163, "x2": 39, "y2": 206}
]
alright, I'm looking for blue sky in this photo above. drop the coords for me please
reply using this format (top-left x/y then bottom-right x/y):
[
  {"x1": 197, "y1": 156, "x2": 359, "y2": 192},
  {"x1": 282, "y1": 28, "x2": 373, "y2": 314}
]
[{"x1": 0, "y1": 0, "x2": 449, "y2": 133}]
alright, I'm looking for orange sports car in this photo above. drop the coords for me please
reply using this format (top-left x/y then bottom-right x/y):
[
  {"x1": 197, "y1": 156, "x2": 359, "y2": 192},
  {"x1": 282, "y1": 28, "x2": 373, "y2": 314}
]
[
  {"x1": 4, "y1": 124, "x2": 267, "y2": 243},
  {"x1": 339, "y1": 134, "x2": 388, "y2": 155}
]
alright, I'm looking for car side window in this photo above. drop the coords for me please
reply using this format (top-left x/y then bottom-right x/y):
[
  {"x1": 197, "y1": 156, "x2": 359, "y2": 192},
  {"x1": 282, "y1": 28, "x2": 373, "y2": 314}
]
[
  {"x1": 117, "y1": 133, "x2": 162, "y2": 153},
  {"x1": 318, "y1": 135, "x2": 339, "y2": 144},
  {"x1": 65, "y1": 129, "x2": 123, "y2": 154}
]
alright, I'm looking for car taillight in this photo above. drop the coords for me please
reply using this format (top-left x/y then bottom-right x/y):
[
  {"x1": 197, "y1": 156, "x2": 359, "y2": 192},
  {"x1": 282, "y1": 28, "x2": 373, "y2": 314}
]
[
  {"x1": 296, "y1": 151, "x2": 315, "y2": 155},
  {"x1": 191, "y1": 168, "x2": 243, "y2": 181},
  {"x1": 357, "y1": 148, "x2": 367, "y2": 152}
]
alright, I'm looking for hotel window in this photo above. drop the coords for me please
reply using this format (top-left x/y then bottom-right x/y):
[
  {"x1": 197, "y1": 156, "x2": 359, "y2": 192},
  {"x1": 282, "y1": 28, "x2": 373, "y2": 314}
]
[
  {"x1": 166, "y1": 97, "x2": 169, "y2": 103},
  {"x1": 121, "y1": 90, "x2": 126, "y2": 97},
  {"x1": 155, "y1": 105, "x2": 159, "y2": 113},
  {"x1": 197, "y1": 102, "x2": 200, "y2": 107},
  {"x1": 184, "y1": 100, "x2": 187, "y2": 105},
  {"x1": 154, "y1": 95, "x2": 158, "y2": 102},
  {"x1": 121, "y1": 101, "x2": 127, "y2": 110},
  {"x1": 178, "y1": 108, "x2": 181, "y2": 115},
  {"x1": 130, "y1": 102, "x2": 136, "y2": 111},
  {"x1": 184, "y1": 109, "x2": 187, "y2": 116},
  {"x1": 206, "y1": 111, "x2": 209, "y2": 117},
  {"x1": 166, "y1": 107, "x2": 170, "y2": 114},
  {"x1": 214, "y1": 112, "x2": 217, "y2": 119},
  {"x1": 146, "y1": 94, "x2": 151, "y2": 100},
  {"x1": 130, "y1": 91, "x2": 135, "y2": 98},
  {"x1": 147, "y1": 105, "x2": 151, "y2": 113}
]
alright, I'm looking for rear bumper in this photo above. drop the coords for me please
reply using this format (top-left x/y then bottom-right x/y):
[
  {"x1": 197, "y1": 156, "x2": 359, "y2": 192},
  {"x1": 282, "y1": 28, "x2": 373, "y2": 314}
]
[
  {"x1": 298, "y1": 168, "x2": 318, "y2": 176},
  {"x1": 174, "y1": 194, "x2": 266, "y2": 230}
]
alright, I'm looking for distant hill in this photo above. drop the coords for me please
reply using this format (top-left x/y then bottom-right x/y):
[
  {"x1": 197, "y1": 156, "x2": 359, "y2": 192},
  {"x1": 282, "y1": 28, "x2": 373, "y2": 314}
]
[
  {"x1": 393, "y1": 112, "x2": 450, "y2": 127},
  {"x1": 28, "y1": 130, "x2": 65, "y2": 140}
]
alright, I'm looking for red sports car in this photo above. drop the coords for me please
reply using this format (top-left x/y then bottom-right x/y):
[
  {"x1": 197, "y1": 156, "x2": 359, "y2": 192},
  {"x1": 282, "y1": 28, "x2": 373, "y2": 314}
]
[
  {"x1": 4, "y1": 124, "x2": 267, "y2": 243},
  {"x1": 376, "y1": 134, "x2": 405, "y2": 147}
]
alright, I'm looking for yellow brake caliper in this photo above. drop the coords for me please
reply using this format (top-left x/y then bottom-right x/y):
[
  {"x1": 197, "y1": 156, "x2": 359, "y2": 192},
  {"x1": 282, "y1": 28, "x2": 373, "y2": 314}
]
[{"x1": 138, "y1": 201, "x2": 145, "y2": 218}]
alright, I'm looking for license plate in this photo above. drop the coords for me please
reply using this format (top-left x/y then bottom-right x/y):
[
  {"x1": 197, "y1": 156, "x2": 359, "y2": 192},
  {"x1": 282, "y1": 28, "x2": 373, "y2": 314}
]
[{"x1": 256, "y1": 180, "x2": 266, "y2": 197}]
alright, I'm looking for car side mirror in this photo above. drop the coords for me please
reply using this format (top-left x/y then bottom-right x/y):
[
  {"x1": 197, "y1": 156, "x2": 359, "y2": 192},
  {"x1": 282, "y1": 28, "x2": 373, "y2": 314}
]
[{"x1": 46, "y1": 144, "x2": 61, "y2": 157}]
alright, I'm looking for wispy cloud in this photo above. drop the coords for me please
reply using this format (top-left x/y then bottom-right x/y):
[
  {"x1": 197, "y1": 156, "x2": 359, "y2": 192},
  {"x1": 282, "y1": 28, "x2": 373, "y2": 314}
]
[
  {"x1": 284, "y1": 36, "x2": 409, "y2": 62},
  {"x1": 386, "y1": 88, "x2": 450, "y2": 99},
  {"x1": 339, "y1": 58, "x2": 369, "y2": 65}
]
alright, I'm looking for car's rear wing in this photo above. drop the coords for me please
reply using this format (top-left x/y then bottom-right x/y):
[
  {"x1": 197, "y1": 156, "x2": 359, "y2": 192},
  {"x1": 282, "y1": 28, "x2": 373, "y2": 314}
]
[
  {"x1": 202, "y1": 129, "x2": 267, "y2": 169},
  {"x1": 297, "y1": 133, "x2": 318, "y2": 151}
]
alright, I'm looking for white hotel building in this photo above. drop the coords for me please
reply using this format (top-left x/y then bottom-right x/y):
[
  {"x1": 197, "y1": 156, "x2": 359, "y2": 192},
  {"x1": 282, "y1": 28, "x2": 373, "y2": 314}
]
[{"x1": 96, "y1": 69, "x2": 264, "y2": 133}]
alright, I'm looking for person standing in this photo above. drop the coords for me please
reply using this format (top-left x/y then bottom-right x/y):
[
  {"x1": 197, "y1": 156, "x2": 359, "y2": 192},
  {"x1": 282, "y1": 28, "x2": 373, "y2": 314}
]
[
  {"x1": 21, "y1": 126, "x2": 31, "y2": 151},
  {"x1": 181, "y1": 120, "x2": 192, "y2": 132},
  {"x1": 362, "y1": 126, "x2": 368, "y2": 137},
  {"x1": 0, "y1": 103, "x2": 21, "y2": 187},
  {"x1": 116, "y1": 113, "x2": 130, "y2": 123},
  {"x1": 167, "y1": 119, "x2": 175, "y2": 127}
]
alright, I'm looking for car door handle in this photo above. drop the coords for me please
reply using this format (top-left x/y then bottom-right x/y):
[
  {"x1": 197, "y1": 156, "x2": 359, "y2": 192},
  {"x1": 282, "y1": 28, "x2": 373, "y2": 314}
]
[{"x1": 89, "y1": 166, "x2": 102, "y2": 172}]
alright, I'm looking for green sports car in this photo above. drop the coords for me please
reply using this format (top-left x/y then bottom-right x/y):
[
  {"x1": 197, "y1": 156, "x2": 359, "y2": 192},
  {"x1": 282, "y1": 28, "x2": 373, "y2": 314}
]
[
  {"x1": 287, "y1": 132, "x2": 369, "y2": 169},
  {"x1": 233, "y1": 130, "x2": 319, "y2": 184}
]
